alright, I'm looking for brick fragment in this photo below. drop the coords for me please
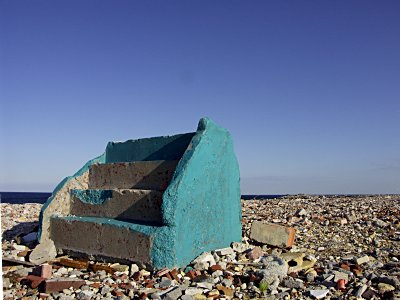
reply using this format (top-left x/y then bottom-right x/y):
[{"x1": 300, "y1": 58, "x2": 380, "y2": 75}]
[
  {"x1": 112, "y1": 290, "x2": 124, "y2": 297},
  {"x1": 169, "y1": 269, "x2": 180, "y2": 282},
  {"x1": 209, "y1": 264, "x2": 223, "y2": 272},
  {"x1": 26, "y1": 275, "x2": 46, "y2": 288},
  {"x1": 250, "y1": 221, "x2": 295, "y2": 247},
  {"x1": 35, "y1": 264, "x2": 52, "y2": 279},
  {"x1": 59, "y1": 258, "x2": 89, "y2": 269},
  {"x1": 44, "y1": 278, "x2": 85, "y2": 293},
  {"x1": 216, "y1": 285, "x2": 234, "y2": 297}
]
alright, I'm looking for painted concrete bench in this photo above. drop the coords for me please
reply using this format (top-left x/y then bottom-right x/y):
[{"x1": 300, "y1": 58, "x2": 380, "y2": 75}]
[{"x1": 38, "y1": 118, "x2": 242, "y2": 269}]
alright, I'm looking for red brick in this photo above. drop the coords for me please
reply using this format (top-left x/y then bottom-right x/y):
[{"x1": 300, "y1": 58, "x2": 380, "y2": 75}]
[
  {"x1": 44, "y1": 278, "x2": 85, "y2": 293},
  {"x1": 250, "y1": 221, "x2": 296, "y2": 248},
  {"x1": 26, "y1": 275, "x2": 46, "y2": 288},
  {"x1": 169, "y1": 269, "x2": 180, "y2": 282},
  {"x1": 39, "y1": 264, "x2": 52, "y2": 279},
  {"x1": 209, "y1": 264, "x2": 223, "y2": 272},
  {"x1": 112, "y1": 290, "x2": 124, "y2": 297}
]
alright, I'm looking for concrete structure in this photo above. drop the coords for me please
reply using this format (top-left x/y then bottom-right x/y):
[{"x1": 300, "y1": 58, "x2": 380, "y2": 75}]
[{"x1": 38, "y1": 118, "x2": 242, "y2": 269}]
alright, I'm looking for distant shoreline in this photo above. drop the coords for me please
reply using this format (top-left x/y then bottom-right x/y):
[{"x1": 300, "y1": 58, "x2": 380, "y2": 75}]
[{"x1": 1, "y1": 191, "x2": 398, "y2": 204}]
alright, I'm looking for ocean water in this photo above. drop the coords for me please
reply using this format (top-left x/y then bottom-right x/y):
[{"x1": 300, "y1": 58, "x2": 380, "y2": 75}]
[
  {"x1": 0, "y1": 192, "x2": 52, "y2": 204},
  {"x1": 0, "y1": 192, "x2": 285, "y2": 204}
]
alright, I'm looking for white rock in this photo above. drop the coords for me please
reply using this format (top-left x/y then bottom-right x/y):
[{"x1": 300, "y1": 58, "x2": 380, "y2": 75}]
[
  {"x1": 215, "y1": 247, "x2": 234, "y2": 256},
  {"x1": 185, "y1": 288, "x2": 204, "y2": 296},
  {"x1": 310, "y1": 289, "x2": 329, "y2": 299},
  {"x1": 191, "y1": 252, "x2": 216, "y2": 266},
  {"x1": 29, "y1": 239, "x2": 57, "y2": 264},
  {"x1": 356, "y1": 255, "x2": 370, "y2": 265}
]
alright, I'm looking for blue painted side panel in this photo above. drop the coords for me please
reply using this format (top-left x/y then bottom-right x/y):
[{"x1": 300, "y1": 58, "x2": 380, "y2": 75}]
[
  {"x1": 158, "y1": 118, "x2": 242, "y2": 267},
  {"x1": 105, "y1": 133, "x2": 195, "y2": 163}
]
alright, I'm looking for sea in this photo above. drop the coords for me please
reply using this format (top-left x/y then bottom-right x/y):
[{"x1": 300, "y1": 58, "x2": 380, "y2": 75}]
[{"x1": 0, "y1": 192, "x2": 286, "y2": 204}]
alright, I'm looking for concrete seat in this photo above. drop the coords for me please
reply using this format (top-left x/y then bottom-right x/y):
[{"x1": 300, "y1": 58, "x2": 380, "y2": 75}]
[{"x1": 38, "y1": 118, "x2": 242, "y2": 269}]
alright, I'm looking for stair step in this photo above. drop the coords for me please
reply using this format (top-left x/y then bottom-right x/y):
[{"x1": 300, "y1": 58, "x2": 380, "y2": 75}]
[
  {"x1": 50, "y1": 216, "x2": 160, "y2": 264},
  {"x1": 70, "y1": 189, "x2": 163, "y2": 224},
  {"x1": 88, "y1": 160, "x2": 179, "y2": 190}
]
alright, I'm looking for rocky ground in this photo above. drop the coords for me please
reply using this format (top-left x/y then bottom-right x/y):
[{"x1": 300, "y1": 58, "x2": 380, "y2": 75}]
[{"x1": 2, "y1": 195, "x2": 400, "y2": 300}]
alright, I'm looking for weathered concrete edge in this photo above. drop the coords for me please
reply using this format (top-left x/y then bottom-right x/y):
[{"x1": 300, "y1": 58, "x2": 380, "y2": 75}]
[{"x1": 38, "y1": 154, "x2": 106, "y2": 241}]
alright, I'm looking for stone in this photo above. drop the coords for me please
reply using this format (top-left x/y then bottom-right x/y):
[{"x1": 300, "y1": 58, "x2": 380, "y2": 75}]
[
  {"x1": 181, "y1": 295, "x2": 194, "y2": 300},
  {"x1": 309, "y1": 289, "x2": 329, "y2": 299},
  {"x1": 257, "y1": 256, "x2": 288, "y2": 288},
  {"x1": 164, "y1": 286, "x2": 184, "y2": 300},
  {"x1": 250, "y1": 221, "x2": 295, "y2": 248},
  {"x1": 185, "y1": 288, "x2": 204, "y2": 296},
  {"x1": 44, "y1": 278, "x2": 85, "y2": 293},
  {"x1": 215, "y1": 248, "x2": 234, "y2": 256},
  {"x1": 196, "y1": 282, "x2": 214, "y2": 290},
  {"x1": 22, "y1": 232, "x2": 38, "y2": 244},
  {"x1": 246, "y1": 246, "x2": 263, "y2": 260},
  {"x1": 356, "y1": 255, "x2": 370, "y2": 265},
  {"x1": 354, "y1": 284, "x2": 368, "y2": 298},
  {"x1": 378, "y1": 283, "x2": 395, "y2": 293},
  {"x1": 29, "y1": 239, "x2": 57, "y2": 265},
  {"x1": 231, "y1": 242, "x2": 252, "y2": 253},
  {"x1": 295, "y1": 208, "x2": 307, "y2": 216},
  {"x1": 192, "y1": 252, "x2": 216, "y2": 267},
  {"x1": 333, "y1": 271, "x2": 349, "y2": 282}
]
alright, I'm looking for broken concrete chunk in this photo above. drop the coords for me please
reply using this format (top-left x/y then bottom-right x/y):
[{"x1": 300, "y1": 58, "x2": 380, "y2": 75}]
[
  {"x1": 250, "y1": 221, "x2": 295, "y2": 248},
  {"x1": 280, "y1": 252, "x2": 316, "y2": 273},
  {"x1": 29, "y1": 239, "x2": 57, "y2": 265}
]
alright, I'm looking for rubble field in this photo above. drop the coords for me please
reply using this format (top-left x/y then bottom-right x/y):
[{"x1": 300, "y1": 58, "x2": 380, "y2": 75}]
[{"x1": 2, "y1": 195, "x2": 399, "y2": 300}]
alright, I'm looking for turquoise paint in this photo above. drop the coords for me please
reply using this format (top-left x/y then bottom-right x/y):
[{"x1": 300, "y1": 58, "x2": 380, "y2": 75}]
[
  {"x1": 160, "y1": 118, "x2": 242, "y2": 267},
  {"x1": 40, "y1": 118, "x2": 242, "y2": 269},
  {"x1": 106, "y1": 133, "x2": 195, "y2": 163},
  {"x1": 71, "y1": 189, "x2": 113, "y2": 205}
]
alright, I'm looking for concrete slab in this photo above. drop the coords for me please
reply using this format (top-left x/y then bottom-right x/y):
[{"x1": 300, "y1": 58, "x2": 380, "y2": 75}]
[
  {"x1": 70, "y1": 189, "x2": 163, "y2": 224},
  {"x1": 50, "y1": 216, "x2": 153, "y2": 264},
  {"x1": 88, "y1": 160, "x2": 179, "y2": 190}
]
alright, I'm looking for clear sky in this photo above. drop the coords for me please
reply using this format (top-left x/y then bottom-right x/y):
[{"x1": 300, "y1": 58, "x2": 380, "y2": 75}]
[{"x1": 1, "y1": 1, "x2": 399, "y2": 194}]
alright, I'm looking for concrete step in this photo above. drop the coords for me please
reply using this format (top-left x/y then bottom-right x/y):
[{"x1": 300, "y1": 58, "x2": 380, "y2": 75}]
[
  {"x1": 88, "y1": 160, "x2": 179, "y2": 190},
  {"x1": 50, "y1": 216, "x2": 158, "y2": 264},
  {"x1": 70, "y1": 189, "x2": 163, "y2": 224}
]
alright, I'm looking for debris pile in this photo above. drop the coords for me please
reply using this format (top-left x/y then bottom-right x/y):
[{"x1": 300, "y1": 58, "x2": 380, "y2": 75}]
[{"x1": 2, "y1": 195, "x2": 400, "y2": 299}]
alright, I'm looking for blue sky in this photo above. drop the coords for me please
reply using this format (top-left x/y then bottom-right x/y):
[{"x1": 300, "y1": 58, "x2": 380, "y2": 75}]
[{"x1": 1, "y1": 1, "x2": 399, "y2": 194}]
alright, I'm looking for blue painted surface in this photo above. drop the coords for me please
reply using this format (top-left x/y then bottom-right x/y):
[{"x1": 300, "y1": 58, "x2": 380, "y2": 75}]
[
  {"x1": 106, "y1": 133, "x2": 195, "y2": 163},
  {"x1": 71, "y1": 189, "x2": 113, "y2": 205},
  {"x1": 40, "y1": 118, "x2": 242, "y2": 269}
]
